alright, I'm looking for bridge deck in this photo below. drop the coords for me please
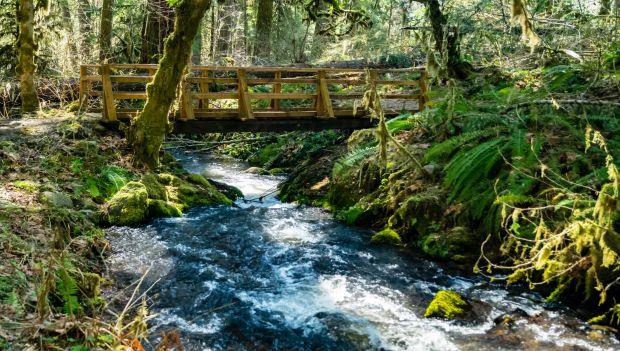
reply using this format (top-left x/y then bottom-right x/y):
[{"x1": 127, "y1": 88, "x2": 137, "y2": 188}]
[{"x1": 79, "y1": 64, "x2": 427, "y2": 133}]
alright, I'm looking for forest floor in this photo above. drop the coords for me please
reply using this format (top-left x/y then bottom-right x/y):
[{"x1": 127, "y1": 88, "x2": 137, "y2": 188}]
[{"x1": 0, "y1": 111, "x2": 234, "y2": 350}]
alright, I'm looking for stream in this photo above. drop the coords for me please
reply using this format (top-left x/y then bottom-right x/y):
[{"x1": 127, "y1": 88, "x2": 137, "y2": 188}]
[{"x1": 107, "y1": 153, "x2": 619, "y2": 351}]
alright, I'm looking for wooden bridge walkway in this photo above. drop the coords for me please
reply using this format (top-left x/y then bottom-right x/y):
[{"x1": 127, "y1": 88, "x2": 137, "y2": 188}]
[{"x1": 79, "y1": 64, "x2": 427, "y2": 133}]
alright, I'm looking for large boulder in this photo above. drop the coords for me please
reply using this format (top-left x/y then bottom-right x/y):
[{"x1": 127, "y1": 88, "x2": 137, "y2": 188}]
[
  {"x1": 40, "y1": 191, "x2": 73, "y2": 208},
  {"x1": 106, "y1": 182, "x2": 148, "y2": 226}
]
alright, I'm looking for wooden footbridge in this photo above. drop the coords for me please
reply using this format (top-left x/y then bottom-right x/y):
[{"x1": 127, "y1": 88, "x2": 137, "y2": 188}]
[{"x1": 79, "y1": 64, "x2": 427, "y2": 133}]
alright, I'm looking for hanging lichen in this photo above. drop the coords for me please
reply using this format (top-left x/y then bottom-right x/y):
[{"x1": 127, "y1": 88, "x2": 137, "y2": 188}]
[{"x1": 511, "y1": 0, "x2": 541, "y2": 51}]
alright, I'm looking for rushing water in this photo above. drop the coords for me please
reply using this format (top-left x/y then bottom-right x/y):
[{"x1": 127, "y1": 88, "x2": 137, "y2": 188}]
[{"x1": 107, "y1": 153, "x2": 619, "y2": 351}]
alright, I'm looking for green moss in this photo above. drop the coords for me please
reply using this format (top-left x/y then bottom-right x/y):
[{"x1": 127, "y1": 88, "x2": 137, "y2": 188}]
[
  {"x1": 105, "y1": 182, "x2": 148, "y2": 226},
  {"x1": 141, "y1": 173, "x2": 168, "y2": 200},
  {"x1": 418, "y1": 227, "x2": 480, "y2": 261},
  {"x1": 11, "y1": 180, "x2": 38, "y2": 192},
  {"x1": 78, "y1": 272, "x2": 102, "y2": 299},
  {"x1": 370, "y1": 228, "x2": 402, "y2": 246},
  {"x1": 147, "y1": 199, "x2": 183, "y2": 217},
  {"x1": 424, "y1": 290, "x2": 471, "y2": 319},
  {"x1": 156, "y1": 173, "x2": 177, "y2": 185},
  {"x1": 269, "y1": 168, "x2": 286, "y2": 175},
  {"x1": 338, "y1": 206, "x2": 364, "y2": 225},
  {"x1": 187, "y1": 173, "x2": 215, "y2": 189}
]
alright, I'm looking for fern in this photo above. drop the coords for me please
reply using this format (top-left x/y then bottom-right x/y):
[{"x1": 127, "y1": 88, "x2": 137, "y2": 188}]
[
  {"x1": 333, "y1": 146, "x2": 376, "y2": 178},
  {"x1": 424, "y1": 128, "x2": 499, "y2": 163},
  {"x1": 386, "y1": 114, "x2": 414, "y2": 134},
  {"x1": 443, "y1": 137, "x2": 509, "y2": 214},
  {"x1": 55, "y1": 259, "x2": 81, "y2": 317}
]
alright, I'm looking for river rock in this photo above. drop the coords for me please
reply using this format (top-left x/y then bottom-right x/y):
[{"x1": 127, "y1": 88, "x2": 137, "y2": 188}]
[
  {"x1": 207, "y1": 178, "x2": 244, "y2": 200},
  {"x1": 40, "y1": 191, "x2": 73, "y2": 208},
  {"x1": 424, "y1": 290, "x2": 471, "y2": 319},
  {"x1": 245, "y1": 167, "x2": 269, "y2": 175},
  {"x1": 370, "y1": 228, "x2": 402, "y2": 246},
  {"x1": 105, "y1": 181, "x2": 149, "y2": 225}
]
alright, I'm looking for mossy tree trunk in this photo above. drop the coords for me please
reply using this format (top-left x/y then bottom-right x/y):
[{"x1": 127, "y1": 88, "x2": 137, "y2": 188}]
[
  {"x1": 255, "y1": 0, "x2": 273, "y2": 59},
  {"x1": 16, "y1": 0, "x2": 39, "y2": 113},
  {"x1": 419, "y1": 0, "x2": 470, "y2": 79},
  {"x1": 99, "y1": 0, "x2": 113, "y2": 61},
  {"x1": 129, "y1": 0, "x2": 211, "y2": 168},
  {"x1": 216, "y1": 0, "x2": 235, "y2": 59},
  {"x1": 77, "y1": 0, "x2": 92, "y2": 61}
]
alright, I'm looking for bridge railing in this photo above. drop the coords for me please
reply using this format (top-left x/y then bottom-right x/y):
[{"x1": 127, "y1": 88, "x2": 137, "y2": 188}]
[{"x1": 79, "y1": 64, "x2": 427, "y2": 122}]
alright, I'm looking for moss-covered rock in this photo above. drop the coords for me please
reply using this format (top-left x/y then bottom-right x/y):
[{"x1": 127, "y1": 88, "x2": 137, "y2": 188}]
[
  {"x1": 370, "y1": 228, "x2": 402, "y2": 246},
  {"x1": 147, "y1": 199, "x2": 183, "y2": 217},
  {"x1": 141, "y1": 173, "x2": 168, "y2": 200},
  {"x1": 245, "y1": 166, "x2": 269, "y2": 175},
  {"x1": 424, "y1": 290, "x2": 471, "y2": 319},
  {"x1": 105, "y1": 182, "x2": 148, "y2": 225},
  {"x1": 418, "y1": 227, "x2": 480, "y2": 261},
  {"x1": 269, "y1": 167, "x2": 286, "y2": 175}
]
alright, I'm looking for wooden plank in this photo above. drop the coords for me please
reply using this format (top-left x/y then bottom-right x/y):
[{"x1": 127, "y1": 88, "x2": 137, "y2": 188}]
[
  {"x1": 110, "y1": 75, "x2": 153, "y2": 83},
  {"x1": 179, "y1": 81, "x2": 194, "y2": 121},
  {"x1": 249, "y1": 93, "x2": 315, "y2": 100},
  {"x1": 271, "y1": 71, "x2": 281, "y2": 110},
  {"x1": 79, "y1": 66, "x2": 87, "y2": 109},
  {"x1": 237, "y1": 69, "x2": 254, "y2": 120},
  {"x1": 375, "y1": 80, "x2": 419, "y2": 85},
  {"x1": 109, "y1": 63, "x2": 158, "y2": 69},
  {"x1": 81, "y1": 75, "x2": 102, "y2": 81},
  {"x1": 186, "y1": 77, "x2": 238, "y2": 84},
  {"x1": 192, "y1": 92, "x2": 238, "y2": 99},
  {"x1": 199, "y1": 69, "x2": 210, "y2": 108},
  {"x1": 113, "y1": 92, "x2": 148, "y2": 99},
  {"x1": 317, "y1": 70, "x2": 334, "y2": 118},
  {"x1": 418, "y1": 70, "x2": 428, "y2": 111},
  {"x1": 101, "y1": 64, "x2": 117, "y2": 121}
]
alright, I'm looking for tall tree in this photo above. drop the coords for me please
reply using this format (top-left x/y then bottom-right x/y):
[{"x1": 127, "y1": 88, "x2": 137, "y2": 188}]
[
  {"x1": 76, "y1": 0, "x2": 92, "y2": 61},
  {"x1": 140, "y1": 0, "x2": 175, "y2": 63},
  {"x1": 416, "y1": 0, "x2": 470, "y2": 78},
  {"x1": 216, "y1": 0, "x2": 236, "y2": 58},
  {"x1": 99, "y1": 0, "x2": 113, "y2": 61},
  {"x1": 255, "y1": 0, "x2": 273, "y2": 59},
  {"x1": 130, "y1": 0, "x2": 211, "y2": 168},
  {"x1": 16, "y1": 0, "x2": 38, "y2": 112}
]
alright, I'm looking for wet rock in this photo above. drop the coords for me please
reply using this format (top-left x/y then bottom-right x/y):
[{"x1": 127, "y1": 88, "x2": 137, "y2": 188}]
[
  {"x1": 105, "y1": 182, "x2": 149, "y2": 225},
  {"x1": 141, "y1": 173, "x2": 168, "y2": 200},
  {"x1": 245, "y1": 166, "x2": 269, "y2": 175},
  {"x1": 40, "y1": 191, "x2": 73, "y2": 208},
  {"x1": 147, "y1": 199, "x2": 183, "y2": 218},
  {"x1": 424, "y1": 290, "x2": 471, "y2": 319},
  {"x1": 370, "y1": 228, "x2": 402, "y2": 246},
  {"x1": 268, "y1": 167, "x2": 286, "y2": 175},
  {"x1": 208, "y1": 178, "x2": 244, "y2": 200},
  {"x1": 423, "y1": 163, "x2": 440, "y2": 177}
]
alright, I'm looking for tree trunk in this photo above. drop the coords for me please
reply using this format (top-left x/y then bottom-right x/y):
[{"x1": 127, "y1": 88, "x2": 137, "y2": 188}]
[
  {"x1": 311, "y1": 0, "x2": 329, "y2": 58},
  {"x1": 99, "y1": 0, "x2": 113, "y2": 62},
  {"x1": 424, "y1": 0, "x2": 470, "y2": 79},
  {"x1": 129, "y1": 0, "x2": 211, "y2": 168},
  {"x1": 255, "y1": 0, "x2": 273, "y2": 59},
  {"x1": 76, "y1": 0, "x2": 92, "y2": 61},
  {"x1": 216, "y1": 0, "x2": 236, "y2": 58},
  {"x1": 16, "y1": 0, "x2": 38, "y2": 113},
  {"x1": 192, "y1": 23, "x2": 202, "y2": 64},
  {"x1": 140, "y1": 0, "x2": 175, "y2": 63}
]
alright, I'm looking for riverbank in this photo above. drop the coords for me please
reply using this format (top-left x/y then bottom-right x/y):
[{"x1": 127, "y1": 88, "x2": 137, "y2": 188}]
[{"x1": 0, "y1": 112, "x2": 233, "y2": 349}]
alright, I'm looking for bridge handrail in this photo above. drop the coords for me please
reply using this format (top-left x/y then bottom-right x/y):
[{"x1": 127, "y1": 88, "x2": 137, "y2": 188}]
[{"x1": 79, "y1": 64, "x2": 427, "y2": 122}]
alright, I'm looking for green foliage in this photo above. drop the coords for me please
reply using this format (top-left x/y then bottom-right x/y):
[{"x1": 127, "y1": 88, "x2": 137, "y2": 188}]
[
  {"x1": 424, "y1": 290, "x2": 470, "y2": 319},
  {"x1": 54, "y1": 259, "x2": 81, "y2": 317},
  {"x1": 333, "y1": 146, "x2": 376, "y2": 178}
]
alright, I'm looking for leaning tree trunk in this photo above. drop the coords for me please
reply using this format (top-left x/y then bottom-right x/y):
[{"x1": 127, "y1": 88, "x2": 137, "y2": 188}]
[
  {"x1": 130, "y1": 0, "x2": 211, "y2": 168},
  {"x1": 424, "y1": 0, "x2": 470, "y2": 79},
  {"x1": 16, "y1": 0, "x2": 38, "y2": 113},
  {"x1": 99, "y1": 0, "x2": 113, "y2": 61},
  {"x1": 255, "y1": 0, "x2": 273, "y2": 59}
]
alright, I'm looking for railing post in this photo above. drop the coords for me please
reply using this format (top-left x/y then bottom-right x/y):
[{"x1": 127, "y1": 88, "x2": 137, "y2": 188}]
[
  {"x1": 237, "y1": 68, "x2": 253, "y2": 120},
  {"x1": 270, "y1": 71, "x2": 281, "y2": 111},
  {"x1": 79, "y1": 65, "x2": 87, "y2": 109},
  {"x1": 199, "y1": 69, "x2": 210, "y2": 109},
  {"x1": 315, "y1": 70, "x2": 334, "y2": 118},
  {"x1": 418, "y1": 70, "x2": 428, "y2": 111},
  {"x1": 101, "y1": 63, "x2": 117, "y2": 121}
]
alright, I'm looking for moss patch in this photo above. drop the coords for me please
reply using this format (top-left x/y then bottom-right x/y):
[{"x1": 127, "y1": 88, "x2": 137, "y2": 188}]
[
  {"x1": 106, "y1": 181, "x2": 149, "y2": 225},
  {"x1": 147, "y1": 199, "x2": 183, "y2": 217},
  {"x1": 424, "y1": 290, "x2": 471, "y2": 319},
  {"x1": 370, "y1": 228, "x2": 402, "y2": 246}
]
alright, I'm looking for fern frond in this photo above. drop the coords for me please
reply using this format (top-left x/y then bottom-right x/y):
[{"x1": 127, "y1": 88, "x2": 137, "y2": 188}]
[
  {"x1": 424, "y1": 128, "x2": 500, "y2": 163},
  {"x1": 333, "y1": 146, "x2": 376, "y2": 178}
]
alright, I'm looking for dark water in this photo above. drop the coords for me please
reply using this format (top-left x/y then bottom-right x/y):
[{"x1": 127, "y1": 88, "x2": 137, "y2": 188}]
[{"x1": 107, "y1": 154, "x2": 619, "y2": 351}]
